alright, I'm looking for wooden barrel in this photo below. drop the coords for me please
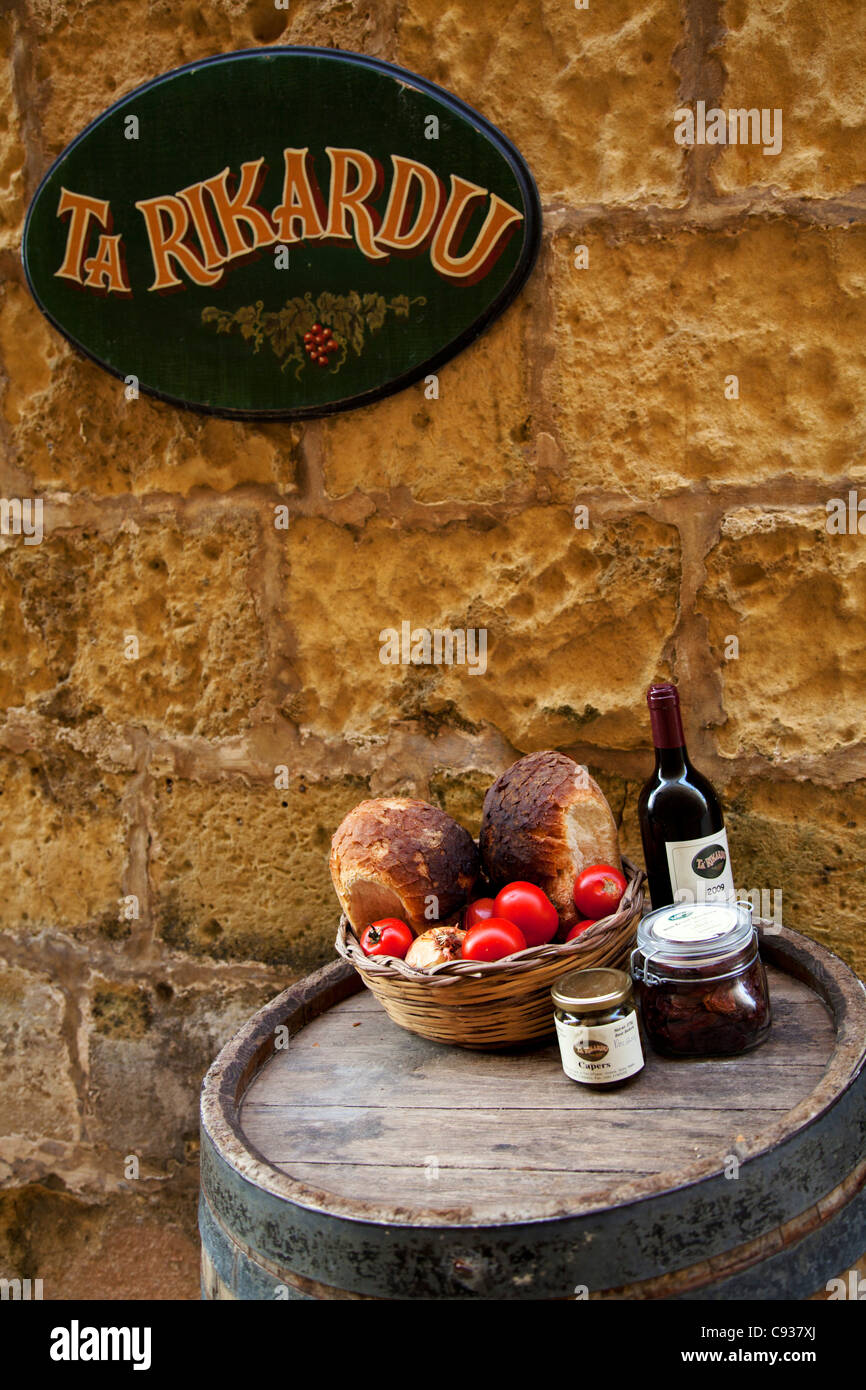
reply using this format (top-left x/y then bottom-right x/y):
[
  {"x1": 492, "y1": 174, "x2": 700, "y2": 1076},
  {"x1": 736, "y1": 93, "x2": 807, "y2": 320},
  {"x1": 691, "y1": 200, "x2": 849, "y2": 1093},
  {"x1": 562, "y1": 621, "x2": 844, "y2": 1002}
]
[{"x1": 199, "y1": 926, "x2": 866, "y2": 1300}]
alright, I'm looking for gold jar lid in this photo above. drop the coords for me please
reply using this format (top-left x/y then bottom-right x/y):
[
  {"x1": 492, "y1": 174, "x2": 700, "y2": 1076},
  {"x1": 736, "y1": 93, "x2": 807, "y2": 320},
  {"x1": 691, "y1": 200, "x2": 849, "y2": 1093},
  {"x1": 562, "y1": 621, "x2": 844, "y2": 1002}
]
[{"x1": 551, "y1": 966, "x2": 633, "y2": 1013}]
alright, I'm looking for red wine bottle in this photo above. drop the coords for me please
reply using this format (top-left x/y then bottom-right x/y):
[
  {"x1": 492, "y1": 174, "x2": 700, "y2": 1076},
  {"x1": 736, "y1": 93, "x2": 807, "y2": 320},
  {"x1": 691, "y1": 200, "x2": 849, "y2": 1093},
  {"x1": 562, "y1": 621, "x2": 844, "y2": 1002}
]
[{"x1": 638, "y1": 682, "x2": 736, "y2": 909}]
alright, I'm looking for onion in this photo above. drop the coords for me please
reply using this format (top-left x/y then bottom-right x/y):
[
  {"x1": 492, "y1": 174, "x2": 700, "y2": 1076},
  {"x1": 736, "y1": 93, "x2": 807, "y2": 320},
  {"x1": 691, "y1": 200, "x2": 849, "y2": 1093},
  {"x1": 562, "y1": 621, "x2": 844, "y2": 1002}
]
[{"x1": 405, "y1": 925, "x2": 466, "y2": 970}]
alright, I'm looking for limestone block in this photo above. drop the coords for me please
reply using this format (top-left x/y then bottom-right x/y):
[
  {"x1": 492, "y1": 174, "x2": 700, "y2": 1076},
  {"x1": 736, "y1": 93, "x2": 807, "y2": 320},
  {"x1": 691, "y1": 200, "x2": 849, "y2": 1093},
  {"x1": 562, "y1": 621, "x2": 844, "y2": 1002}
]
[
  {"x1": 151, "y1": 774, "x2": 369, "y2": 963},
  {"x1": 699, "y1": 507, "x2": 866, "y2": 760},
  {"x1": 0, "y1": 512, "x2": 268, "y2": 737},
  {"x1": 0, "y1": 285, "x2": 300, "y2": 496},
  {"x1": 284, "y1": 508, "x2": 679, "y2": 750},
  {"x1": 717, "y1": 0, "x2": 866, "y2": 196},
  {"x1": 398, "y1": 0, "x2": 686, "y2": 205},
  {"x1": 0, "y1": 18, "x2": 26, "y2": 256},
  {"x1": 429, "y1": 768, "x2": 496, "y2": 840},
  {"x1": 0, "y1": 751, "x2": 126, "y2": 934},
  {"x1": 85, "y1": 974, "x2": 273, "y2": 1161},
  {"x1": 0, "y1": 1184, "x2": 200, "y2": 1299},
  {"x1": 551, "y1": 223, "x2": 866, "y2": 496},
  {"x1": 726, "y1": 778, "x2": 866, "y2": 979},
  {"x1": 0, "y1": 964, "x2": 80, "y2": 1141},
  {"x1": 320, "y1": 305, "x2": 533, "y2": 504}
]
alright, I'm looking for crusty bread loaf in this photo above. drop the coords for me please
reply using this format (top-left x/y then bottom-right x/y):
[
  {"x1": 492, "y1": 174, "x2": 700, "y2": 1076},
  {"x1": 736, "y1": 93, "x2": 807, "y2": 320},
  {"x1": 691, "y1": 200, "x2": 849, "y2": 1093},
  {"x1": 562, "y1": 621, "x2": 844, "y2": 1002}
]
[
  {"x1": 330, "y1": 797, "x2": 479, "y2": 936},
  {"x1": 479, "y1": 751, "x2": 621, "y2": 928}
]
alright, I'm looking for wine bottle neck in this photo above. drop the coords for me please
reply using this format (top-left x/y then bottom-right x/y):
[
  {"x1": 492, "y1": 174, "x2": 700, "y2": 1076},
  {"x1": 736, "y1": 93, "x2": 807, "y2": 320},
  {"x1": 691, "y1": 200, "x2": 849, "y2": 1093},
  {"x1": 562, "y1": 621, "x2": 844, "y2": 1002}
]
[
  {"x1": 646, "y1": 683, "x2": 692, "y2": 776},
  {"x1": 648, "y1": 693, "x2": 686, "y2": 749},
  {"x1": 654, "y1": 744, "x2": 690, "y2": 777}
]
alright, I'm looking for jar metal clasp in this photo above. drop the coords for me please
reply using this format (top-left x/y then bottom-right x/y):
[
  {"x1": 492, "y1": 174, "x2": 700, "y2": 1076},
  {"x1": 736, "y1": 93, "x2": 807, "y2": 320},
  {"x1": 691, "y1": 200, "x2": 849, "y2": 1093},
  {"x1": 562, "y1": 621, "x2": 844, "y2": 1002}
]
[{"x1": 630, "y1": 946, "x2": 663, "y2": 987}]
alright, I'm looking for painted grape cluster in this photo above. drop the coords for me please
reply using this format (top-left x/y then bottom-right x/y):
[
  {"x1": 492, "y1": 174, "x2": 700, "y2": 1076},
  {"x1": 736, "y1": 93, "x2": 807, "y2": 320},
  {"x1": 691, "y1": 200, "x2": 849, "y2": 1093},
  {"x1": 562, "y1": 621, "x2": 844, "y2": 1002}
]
[
  {"x1": 202, "y1": 290, "x2": 425, "y2": 380},
  {"x1": 304, "y1": 322, "x2": 339, "y2": 368}
]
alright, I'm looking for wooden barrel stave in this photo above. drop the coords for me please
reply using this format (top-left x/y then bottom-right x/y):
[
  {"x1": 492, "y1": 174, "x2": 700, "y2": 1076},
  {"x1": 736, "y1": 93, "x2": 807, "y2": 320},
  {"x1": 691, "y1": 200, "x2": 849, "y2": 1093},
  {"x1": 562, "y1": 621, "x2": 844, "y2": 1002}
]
[
  {"x1": 608, "y1": 1158, "x2": 866, "y2": 1300},
  {"x1": 697, "y1": 1183, "x2": 866, "y2": 1301},
  {"x1": 200, "y1": 929, "x2": 866, "y2": 1300},
  {"x1": 198, "y1": 1173, "x2": 866, "y2": 1302},
  {"x1": 199, "y1": 1190, "x2": 322, "y2": 1301},
  {"x1": 199, "y1": 1131, "x2": 866, "y2": 1300}
]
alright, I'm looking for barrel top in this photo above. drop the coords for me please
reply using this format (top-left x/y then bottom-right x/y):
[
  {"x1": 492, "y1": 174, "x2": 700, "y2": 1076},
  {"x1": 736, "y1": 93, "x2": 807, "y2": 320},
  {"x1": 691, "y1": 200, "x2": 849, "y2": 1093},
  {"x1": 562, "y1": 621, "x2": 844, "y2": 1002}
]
[{"x1": 202, "y1": 928, "x2": 866, "y2": 1228}]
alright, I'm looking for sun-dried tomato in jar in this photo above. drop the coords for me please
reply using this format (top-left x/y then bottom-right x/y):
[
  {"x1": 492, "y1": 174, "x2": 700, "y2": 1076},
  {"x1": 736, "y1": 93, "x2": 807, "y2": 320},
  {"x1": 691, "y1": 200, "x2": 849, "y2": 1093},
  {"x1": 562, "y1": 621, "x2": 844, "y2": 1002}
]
[{"x1": 630, "y1": 902, "x2": 771, "y2": 1058}]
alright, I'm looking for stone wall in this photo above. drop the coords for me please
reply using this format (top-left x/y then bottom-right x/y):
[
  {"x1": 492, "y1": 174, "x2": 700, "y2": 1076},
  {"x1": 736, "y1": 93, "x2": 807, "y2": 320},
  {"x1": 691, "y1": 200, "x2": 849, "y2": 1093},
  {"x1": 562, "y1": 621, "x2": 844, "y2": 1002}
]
[{"x1": 1, "y1": 0, "x2": 864, "y2": 1298}]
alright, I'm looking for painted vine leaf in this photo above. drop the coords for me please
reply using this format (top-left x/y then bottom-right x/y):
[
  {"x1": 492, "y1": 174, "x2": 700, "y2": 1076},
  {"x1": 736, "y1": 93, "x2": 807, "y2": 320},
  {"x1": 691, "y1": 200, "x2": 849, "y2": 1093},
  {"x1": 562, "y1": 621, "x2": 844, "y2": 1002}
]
[{"x1": 202, "y1": 291, "x2": 425, "y2": 377}]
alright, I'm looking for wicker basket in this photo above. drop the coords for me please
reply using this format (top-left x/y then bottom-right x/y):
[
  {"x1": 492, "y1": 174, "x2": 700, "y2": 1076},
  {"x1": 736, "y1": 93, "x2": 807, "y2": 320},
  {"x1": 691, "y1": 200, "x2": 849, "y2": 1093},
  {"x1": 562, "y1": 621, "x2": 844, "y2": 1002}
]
[{"x1": 334, "y1": 859, "x2": 646, "y2": 1049}]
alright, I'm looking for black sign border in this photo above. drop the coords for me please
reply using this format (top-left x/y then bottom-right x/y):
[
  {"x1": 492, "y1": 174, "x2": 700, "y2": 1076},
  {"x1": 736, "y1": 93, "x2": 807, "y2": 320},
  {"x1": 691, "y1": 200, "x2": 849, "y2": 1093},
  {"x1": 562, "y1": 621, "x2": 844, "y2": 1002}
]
[{"x1": 21, "y1": 45, "x2": 543, "y2": 421}]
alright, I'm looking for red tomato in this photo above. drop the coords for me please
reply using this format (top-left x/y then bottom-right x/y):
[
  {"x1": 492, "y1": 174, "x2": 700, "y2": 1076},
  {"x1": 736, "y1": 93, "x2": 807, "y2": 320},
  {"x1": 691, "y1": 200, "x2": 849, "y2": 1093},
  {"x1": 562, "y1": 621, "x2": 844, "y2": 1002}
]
[
  {"x1": 464, "y1": 897, "x2": 497, "y2": 929},
  {"x1": 493, "y1": 881, "x2": 558, "y2": 947},
  {"x1": 573, "y1": 864, "x2": 627, "y2": 919},
  {"x1": 360, "y1": 918, "x2": 414, "y2": 959},
  {"x1": 461, "y1": 918, "x2": 527, "y2": 962},
  {"x1": 565, "y1": 919, "x2": 597, "y2": 942}
]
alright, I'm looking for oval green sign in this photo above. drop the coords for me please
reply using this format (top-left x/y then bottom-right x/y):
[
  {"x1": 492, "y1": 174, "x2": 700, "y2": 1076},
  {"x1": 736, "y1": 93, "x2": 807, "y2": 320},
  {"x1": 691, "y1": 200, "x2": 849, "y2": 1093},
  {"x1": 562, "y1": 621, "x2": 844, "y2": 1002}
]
[{"x1": 22, "y1": 47, "x2": 541, "y2": 419}]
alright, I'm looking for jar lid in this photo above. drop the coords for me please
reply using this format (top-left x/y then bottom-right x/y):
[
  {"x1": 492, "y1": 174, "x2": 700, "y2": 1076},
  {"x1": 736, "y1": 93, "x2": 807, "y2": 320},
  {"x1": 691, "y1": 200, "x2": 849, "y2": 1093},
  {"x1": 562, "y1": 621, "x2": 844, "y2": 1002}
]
[
  {"x1": 636, "y1": 901, "x2": 753, "y2": 966},
  {"x1": 551, "y1": 966, "x2": 633, "y2": 1012}
]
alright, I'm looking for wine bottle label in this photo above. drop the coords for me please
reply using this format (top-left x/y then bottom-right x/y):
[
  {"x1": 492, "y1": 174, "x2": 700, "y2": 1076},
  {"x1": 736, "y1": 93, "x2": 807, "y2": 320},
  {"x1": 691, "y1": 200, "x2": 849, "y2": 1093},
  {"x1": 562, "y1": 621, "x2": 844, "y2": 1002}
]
[
  {"x1": 664, "y1": 826, "x2": 736, "y2": 903},
  {"x1": 555, "y1": 1013, "x2": 645, "y2": 1085}
]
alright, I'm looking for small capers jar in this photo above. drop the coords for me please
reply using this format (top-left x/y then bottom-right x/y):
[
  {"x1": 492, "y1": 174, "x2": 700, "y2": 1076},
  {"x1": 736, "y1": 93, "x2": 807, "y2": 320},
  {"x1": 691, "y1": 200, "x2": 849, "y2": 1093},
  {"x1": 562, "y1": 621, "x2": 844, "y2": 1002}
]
[{"x1": 551, "y1": 967, "x2": 645, "y2": 1088}]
